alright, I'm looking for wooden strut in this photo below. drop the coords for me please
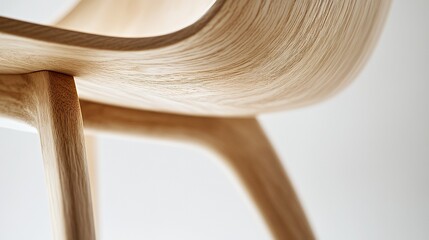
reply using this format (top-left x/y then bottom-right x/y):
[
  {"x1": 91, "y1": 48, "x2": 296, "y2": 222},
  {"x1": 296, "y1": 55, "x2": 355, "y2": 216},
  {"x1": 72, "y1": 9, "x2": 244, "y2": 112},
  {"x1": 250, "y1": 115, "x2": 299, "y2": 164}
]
[
  {"x1": 0, "y1": 71, "x2": 313, "y2": 240},
  {"x1": 0, "y1": 72, "x2": 96, "y2": 240}
]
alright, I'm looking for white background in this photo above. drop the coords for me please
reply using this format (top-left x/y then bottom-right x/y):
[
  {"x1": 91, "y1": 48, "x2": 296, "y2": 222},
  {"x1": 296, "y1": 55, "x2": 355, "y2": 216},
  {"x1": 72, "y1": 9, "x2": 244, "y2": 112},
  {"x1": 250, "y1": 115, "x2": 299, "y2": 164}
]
[{"x1": 0, "y1": 0, "x2": 428, "y2": 239}]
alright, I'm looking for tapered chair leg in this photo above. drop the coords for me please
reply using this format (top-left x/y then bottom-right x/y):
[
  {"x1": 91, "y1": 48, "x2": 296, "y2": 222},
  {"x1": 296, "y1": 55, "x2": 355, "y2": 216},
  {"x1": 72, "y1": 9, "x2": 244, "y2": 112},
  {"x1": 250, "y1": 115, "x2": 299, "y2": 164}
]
[
  {"x1": 0, "y1": 72, "x2": 96, "y2": 240},
  {"x1": 84, "y1": 134, "x2": 98, "y2": 232},
  {"x1": 202, "y1": 118, "x2": 314, "y2": 240},
  {"x1": 33, "y1": 72, "x2": 95, "y2": 240},
  {"x1": 81, "y1": 101, "x2": 314, "y2": 240}
]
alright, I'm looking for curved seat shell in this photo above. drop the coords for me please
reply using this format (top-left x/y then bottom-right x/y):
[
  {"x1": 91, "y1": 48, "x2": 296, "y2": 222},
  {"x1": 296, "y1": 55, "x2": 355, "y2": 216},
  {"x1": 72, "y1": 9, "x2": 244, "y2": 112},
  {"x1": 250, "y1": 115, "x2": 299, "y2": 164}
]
[{"x1": 0, "y1": 0, "x2": 391, "y2": 116}]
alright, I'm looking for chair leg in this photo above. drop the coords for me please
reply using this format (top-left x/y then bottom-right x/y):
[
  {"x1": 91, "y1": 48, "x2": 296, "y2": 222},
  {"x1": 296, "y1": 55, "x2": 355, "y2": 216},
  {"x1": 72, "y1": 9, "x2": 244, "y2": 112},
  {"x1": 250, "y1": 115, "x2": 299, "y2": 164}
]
[
  {"x1": 0, "y1": 72, "x2": 96, "y2": 240},
  {"x1": 202, "y1": 118, "x2": 315, "y2": 240},
  {"x1": 81, "y1": 101, "x2": 314, "y2": 240},
  {"x1": 0, "y1": 71, "x2": 311, "y2": 239},
  {"x1": 32, "y1": 72, "x2": 96, "y2": 240},
  {"x1": 84, "y1": 134, "x2": 98, "y2": 232}
]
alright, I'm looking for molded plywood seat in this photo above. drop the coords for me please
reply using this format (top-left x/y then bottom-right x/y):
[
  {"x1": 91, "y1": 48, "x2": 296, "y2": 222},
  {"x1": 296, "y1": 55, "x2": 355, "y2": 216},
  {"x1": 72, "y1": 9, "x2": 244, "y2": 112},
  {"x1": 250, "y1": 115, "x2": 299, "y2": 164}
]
[
  {"x1": 0, "y1": 0, "x2": 390, "y2": 116},
  {"x1": 0, "y1": 1, "x2": 391, "y2": 239},
  {"x1": 56, "y1": 0, "x2": 217, "y2": 37}
]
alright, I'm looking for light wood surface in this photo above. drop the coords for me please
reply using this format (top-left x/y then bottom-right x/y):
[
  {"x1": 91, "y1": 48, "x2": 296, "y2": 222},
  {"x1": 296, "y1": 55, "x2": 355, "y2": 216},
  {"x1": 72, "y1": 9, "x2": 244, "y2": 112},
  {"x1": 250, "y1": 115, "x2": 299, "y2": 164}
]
[
  {"x1": 56, "y1": 0, "x2": 216, "y2": 37},
  {"x1": 80, "y1": 100, "x2": 314, "y2": 239},
  {"x1": 0, "y1": 71, "x2": 312, "y2": 239},
  {"x1": 0, "y1": 1, "x2": 392, "y2": 238},
  {"x1": 0, "y1": 0, "x2": 390, "y2": 116},
  {"x1": 84, "y1": 134, "x2": 98, "y2": 233},
  {"x1": 0, "y1": 72, "x2": 95, "y2": 240}
]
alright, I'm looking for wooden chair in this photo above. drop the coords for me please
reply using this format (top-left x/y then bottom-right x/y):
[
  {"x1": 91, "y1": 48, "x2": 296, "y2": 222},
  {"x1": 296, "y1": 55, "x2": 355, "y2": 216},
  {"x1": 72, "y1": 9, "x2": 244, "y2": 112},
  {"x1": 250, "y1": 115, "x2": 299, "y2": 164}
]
[{"x1": 0, "y1": 0, "x2": 391, "y2": 239}]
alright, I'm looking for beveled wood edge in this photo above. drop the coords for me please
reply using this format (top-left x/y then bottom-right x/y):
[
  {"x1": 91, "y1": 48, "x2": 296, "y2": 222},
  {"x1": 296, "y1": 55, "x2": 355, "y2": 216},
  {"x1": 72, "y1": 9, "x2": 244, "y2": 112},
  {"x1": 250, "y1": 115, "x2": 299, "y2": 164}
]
[
  {"x1": 0, "y1": 0, "x2": 224, "y2": 50},
  {"x1": 0, "y1": 1, "x2": 392, "y2": 117}
]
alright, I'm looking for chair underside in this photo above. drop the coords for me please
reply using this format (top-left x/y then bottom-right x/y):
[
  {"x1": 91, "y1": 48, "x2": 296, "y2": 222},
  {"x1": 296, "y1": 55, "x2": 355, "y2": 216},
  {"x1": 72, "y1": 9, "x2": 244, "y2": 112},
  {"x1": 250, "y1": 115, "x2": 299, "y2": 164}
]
[{"x1": 0, "y1": 0, "x2": 390, "y2": 116}]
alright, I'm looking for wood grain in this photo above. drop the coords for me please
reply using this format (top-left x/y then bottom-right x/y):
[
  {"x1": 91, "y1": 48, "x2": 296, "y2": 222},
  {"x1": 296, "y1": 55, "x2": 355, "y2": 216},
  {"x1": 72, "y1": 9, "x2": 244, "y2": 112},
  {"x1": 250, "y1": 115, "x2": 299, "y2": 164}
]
[
  {"x1": 80, "y1": 100, "x2": 314, "y2": 240},
  {"x1": 56, "y1": 0, "x2": 217, "y2": 37},
  {"x1": 0, "y1": 71, "x2": 313, "y2": 239},
  {"x1": 0, "y1": 1, "x2": 392, "y2": 237},
  {"x1": 0, "y1": 0, "x2": 391, "y2": 116},
  {"x1": 84, "y1": 134, "x2": 98, "y2": 234},
  {"x1": 0, "y1": 72, "x2": 95, "y2": 240}
]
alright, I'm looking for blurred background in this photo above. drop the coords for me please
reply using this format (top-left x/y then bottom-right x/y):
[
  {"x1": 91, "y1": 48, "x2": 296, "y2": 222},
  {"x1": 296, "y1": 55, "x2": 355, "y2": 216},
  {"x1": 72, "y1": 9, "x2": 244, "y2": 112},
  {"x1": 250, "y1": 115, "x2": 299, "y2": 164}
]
[{"x1": 0, "y1": 0, "x2": 428, "y2": 239}]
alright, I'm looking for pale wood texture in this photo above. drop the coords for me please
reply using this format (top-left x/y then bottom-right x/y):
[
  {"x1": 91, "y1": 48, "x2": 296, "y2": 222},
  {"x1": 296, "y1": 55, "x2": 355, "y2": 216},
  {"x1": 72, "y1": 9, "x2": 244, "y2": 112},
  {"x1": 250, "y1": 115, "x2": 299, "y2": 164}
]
[
  {"x1": 0, "y1": 1, "x2": 392, "y2": 238},
  {"x1": 0, "y1": 71, "x2": 313, "y2": 239},
  {"x1": 0, "y1": 0, "x2": 391, "y2": 116},
  {"x1": 56, "y1": 0, "x2": 216, "y2": 37},
  {"x1": 0, "y1": 72, "x2": 95, "y2": 240},
  {"x1": 80, "y1": 100, "x2": 314, "y2": 240},
  {"x1": 84, "y1": 134, "x2": 98, "y2": 233}
]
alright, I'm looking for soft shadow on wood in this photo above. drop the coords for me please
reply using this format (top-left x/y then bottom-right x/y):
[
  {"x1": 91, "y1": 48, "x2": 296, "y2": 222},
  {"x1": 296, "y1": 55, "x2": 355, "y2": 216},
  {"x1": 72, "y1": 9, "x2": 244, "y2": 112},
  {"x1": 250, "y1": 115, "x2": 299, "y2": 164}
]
[
  {"x1": 80, "y1": 100, "x2": 315, "y2": 240},
  {"x1": 0, "y1": 72, "x2": 96, "y2": 240},
  {"x1": 0, "y1": 71, "x2": 313, "y2": 239}
]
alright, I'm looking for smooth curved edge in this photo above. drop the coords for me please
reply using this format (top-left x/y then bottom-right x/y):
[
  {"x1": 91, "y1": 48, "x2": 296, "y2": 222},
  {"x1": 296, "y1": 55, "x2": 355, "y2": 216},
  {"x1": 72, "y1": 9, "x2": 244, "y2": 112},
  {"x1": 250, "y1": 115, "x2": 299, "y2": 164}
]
[
  {"x1": 0, "y1": 0, "x2": 224, "y2": 51},
  {"x1": 289, "y1": 0, "x2": 392, "y2": 112}
]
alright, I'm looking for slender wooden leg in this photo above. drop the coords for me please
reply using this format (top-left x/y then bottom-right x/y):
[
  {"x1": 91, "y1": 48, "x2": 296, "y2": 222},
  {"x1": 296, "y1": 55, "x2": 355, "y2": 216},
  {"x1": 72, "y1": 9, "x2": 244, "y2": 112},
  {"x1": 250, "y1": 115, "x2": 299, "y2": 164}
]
[
  {"x1": 0, "y1": 72, "x2": 96, "y2": 240},
  {"x1": 81, "y1": 101, "x2": 314, "y2": 240},
  {"x1": 0, "y1": 71, "x2": 311, "y2": 239},
  {"x1": 84, "y1": 134, "x2": 98, "y2": 232},
  {"x1": 32, "y1": 72, "x2": 96, "y2": 240},
  {"x1": 202, "y1": 119, "x2": 314, "y2": 240}
]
